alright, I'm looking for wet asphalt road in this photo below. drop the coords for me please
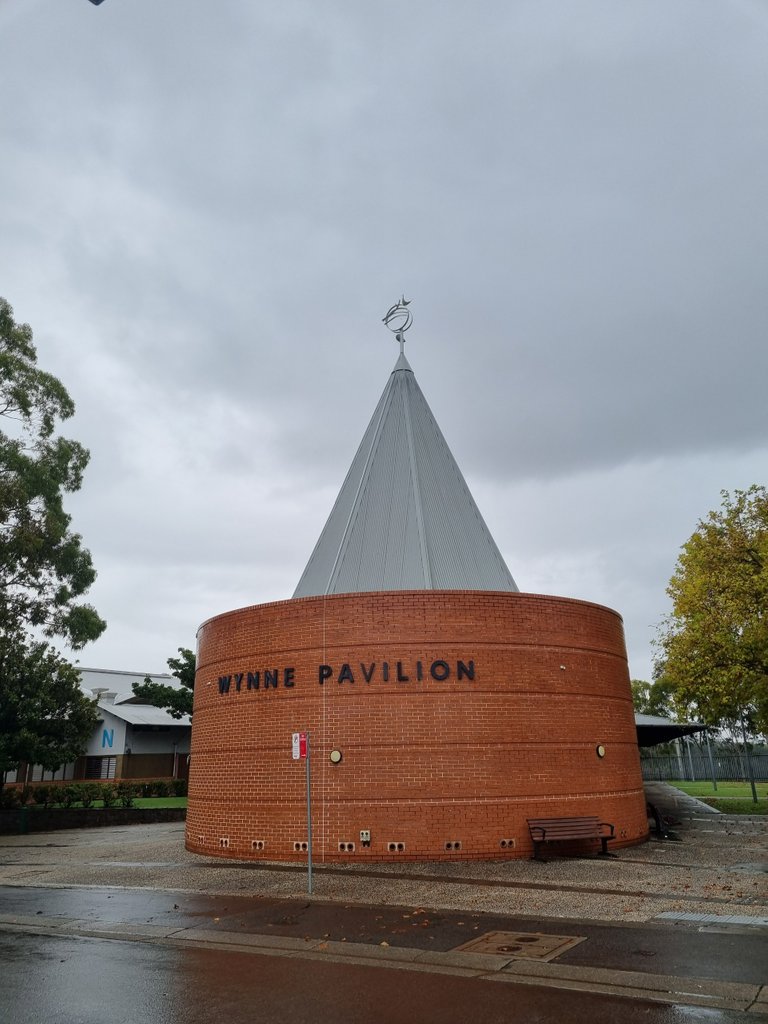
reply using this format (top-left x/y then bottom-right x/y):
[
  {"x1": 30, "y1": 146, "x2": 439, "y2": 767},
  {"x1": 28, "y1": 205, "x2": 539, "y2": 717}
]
[
  {"x1": 2, "y1": 884, "x2": 766, "y2": 986},
  {"x1": 0, "y1": 929, "x2": 757, "y2": 1024}
]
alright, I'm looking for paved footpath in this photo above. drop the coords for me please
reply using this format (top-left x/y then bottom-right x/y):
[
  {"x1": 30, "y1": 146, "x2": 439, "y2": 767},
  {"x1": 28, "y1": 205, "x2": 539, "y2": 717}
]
[{"x1": 0, "y1": 785, "x2": 766, "y2": 1016}]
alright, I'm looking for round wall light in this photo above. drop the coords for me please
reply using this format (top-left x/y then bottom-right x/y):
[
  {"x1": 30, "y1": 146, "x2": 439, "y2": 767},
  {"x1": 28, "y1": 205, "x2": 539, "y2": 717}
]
[
  {"x1": 596, "y1": 744, "x2": 606, "y2": 759},
  {"x1": 329, "y1": 749, "x2": 343, "y2": 764}
]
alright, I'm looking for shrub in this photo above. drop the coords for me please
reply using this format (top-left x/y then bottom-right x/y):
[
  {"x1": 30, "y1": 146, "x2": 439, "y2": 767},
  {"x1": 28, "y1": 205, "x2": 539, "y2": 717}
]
[
  {"x1": 58, "y1": 785, "x2": 80, "y2": 809},
  {"x1": 41, "y1": 786, "x2": 59, "y2": 808},
  {"x1": 100, "y1": 784, "x2": 117, "y2": 807},
  {"x1": 171, "y1": 778, "x2": 188, "y2": 797},
  {"x1": 116, "y1": 782, "x2": 135, "y2": 808},
  {"x1": 78, "y1": 783, "x2": 102, "y2": 809},
  {"x1": 32, "y1": 785, "x2": 52, "y2": 808},
  {"x1": 0, "y1": 788, "x2": 22, "y2": 810},
  {"x1": 153, "y1": 779, "x2": 171, "y2": 798}
]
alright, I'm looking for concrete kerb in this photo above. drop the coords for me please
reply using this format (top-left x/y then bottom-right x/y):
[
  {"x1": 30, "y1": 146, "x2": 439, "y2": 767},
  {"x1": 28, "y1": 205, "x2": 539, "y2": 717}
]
[{"x1": 0, "y1": 912, "x2": 765, "y2": 1014}]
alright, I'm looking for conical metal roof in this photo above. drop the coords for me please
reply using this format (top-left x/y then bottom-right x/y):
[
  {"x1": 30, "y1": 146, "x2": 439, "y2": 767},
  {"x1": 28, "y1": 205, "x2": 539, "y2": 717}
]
[{"x1": 293, "y1": 348, "x2": 518, "y2": 598}]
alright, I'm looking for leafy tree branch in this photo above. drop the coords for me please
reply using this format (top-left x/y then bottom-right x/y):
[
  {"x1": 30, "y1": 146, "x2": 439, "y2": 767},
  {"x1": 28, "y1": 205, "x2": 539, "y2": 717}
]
[{"x1": 132, "y1": 647, "x2": 195, "y2": 719}]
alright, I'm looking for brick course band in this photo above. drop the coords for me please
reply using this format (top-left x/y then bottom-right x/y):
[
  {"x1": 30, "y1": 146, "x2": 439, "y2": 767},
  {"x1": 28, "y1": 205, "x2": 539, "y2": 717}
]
[{"x1": 186, "y1": 591, "x2": 648, "y2": 861}]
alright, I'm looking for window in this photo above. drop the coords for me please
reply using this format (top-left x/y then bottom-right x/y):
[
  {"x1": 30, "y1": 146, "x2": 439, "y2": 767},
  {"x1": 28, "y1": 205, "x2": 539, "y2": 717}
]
[{"x1": 85, "y1": 756, "x2": 116, "y2": 779}]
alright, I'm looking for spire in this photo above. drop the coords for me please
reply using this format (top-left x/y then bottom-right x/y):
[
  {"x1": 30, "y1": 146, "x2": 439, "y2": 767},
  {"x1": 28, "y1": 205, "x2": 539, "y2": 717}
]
[{"x1": 293, "y1": 303, "x2": 518, "y2": 598}]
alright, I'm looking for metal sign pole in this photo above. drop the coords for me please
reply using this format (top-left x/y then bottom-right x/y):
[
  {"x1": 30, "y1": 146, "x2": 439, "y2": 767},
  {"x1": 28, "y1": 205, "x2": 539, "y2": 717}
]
[
  {"x1": 740, "y1": 715, "x2": 758, "y2": 804},
  {"x1": 306, "y1": 731, "x2": 313, "y2": 895},
  {"x1": 292, "y1": 730, "x2": 313, "y2": 894},
  {"x1": 704, "y1": 729, "x2": 718, "y2": 792}
]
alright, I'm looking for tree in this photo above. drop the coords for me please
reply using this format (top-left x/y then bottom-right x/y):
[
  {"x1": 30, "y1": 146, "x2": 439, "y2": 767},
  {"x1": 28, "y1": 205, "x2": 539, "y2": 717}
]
[
  {"x1": 132, "y1": 647, "x2": 195, "y2": 719},
  {"x1": 658, "y1": 486, "x2": 768, "y2": 735},
  {"x1": 0, "y1": 298, "x2": 106, "y2": 648},
  {"x1": 630, "y1": 678, "x2": 675, "y2": 718},
  {"x1": 0, "y1": 629, "x2": 99, "y2": 790},
  {"x1": 1, "y1": 298, "x2": 105, "y2": 787}
]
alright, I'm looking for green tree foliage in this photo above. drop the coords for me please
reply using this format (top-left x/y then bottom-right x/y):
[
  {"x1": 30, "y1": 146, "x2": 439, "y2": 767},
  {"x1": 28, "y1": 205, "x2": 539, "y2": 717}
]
[
  {"x1": 630, "y1": 678, "x2": 675, "y2": 717},
  {"x1": 132, "y1": 647, "x2": 195, "y2": 719},
  {"x1": 658, "y1": 486, "x2": 768, "y2": 734},
  {"x1": 0, "y1": 631, "x2": 99, "y2": 783},
  {"x1": 0, "y1": 298, "x2": 105, "y2": 787},
  {"x1": 0, "y1": 298, "x2": 106, "y2": 647}
]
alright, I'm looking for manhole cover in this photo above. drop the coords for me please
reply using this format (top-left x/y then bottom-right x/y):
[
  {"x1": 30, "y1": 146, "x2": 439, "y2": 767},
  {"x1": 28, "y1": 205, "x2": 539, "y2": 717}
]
[{"x1": 453, "y1": 930, "x2": 586, "y2": 961}]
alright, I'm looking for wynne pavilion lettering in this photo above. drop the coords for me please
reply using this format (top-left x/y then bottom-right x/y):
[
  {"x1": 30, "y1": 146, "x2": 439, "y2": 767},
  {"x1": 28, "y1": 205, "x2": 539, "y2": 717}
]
[{"x1": 215, "y1": 659, "x2": 475, "y2": 696}]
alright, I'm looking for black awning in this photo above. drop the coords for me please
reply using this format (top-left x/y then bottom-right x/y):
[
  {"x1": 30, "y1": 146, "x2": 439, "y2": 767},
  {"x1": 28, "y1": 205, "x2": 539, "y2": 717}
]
[{"x1": 635, "y1": 717, "x2": 706, "y2": 747}]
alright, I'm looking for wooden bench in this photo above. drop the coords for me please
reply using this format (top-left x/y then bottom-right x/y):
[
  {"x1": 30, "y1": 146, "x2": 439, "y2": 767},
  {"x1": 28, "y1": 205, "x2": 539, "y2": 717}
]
[{"x1": 527, "y1": 816, "x2": 615, "y2": 861}]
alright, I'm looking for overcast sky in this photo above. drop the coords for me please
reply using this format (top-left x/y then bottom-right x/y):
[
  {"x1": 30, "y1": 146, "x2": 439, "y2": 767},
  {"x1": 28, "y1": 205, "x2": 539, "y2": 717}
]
[{"x1": 2, "y1": 0, "x2": 766, "y2": 682}]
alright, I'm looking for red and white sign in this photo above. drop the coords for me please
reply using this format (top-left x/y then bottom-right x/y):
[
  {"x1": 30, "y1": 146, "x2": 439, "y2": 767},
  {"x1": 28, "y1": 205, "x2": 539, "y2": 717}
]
[{"x1": 292, "y1": 731, "x2": 307, "y2": 759}]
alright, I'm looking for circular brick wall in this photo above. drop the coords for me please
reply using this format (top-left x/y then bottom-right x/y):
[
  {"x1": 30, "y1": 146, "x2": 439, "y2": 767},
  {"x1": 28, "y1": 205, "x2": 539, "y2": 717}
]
[{"x1": 186, "y1": 591, "x2": 648, "y2": 861}]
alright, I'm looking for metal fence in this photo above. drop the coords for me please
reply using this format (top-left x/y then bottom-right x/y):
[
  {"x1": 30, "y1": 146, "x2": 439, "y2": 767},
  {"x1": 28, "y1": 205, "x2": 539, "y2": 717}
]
[{"x1": 641, "y1": 751, "x2": 768, "y2": 783}]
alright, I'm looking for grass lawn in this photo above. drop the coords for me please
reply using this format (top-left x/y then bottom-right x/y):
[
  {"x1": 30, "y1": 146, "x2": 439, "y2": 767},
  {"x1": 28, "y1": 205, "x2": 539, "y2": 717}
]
[
  {"x1": 18, "y1": 796, "x2": 188, "y2": 811},
  {"x1": 668, "y1": 779, "x2": 768, "y2": 814},
  {"x1": 82, "y1": 796, "x2": 187, "y2": 809},
  {"x1": 133, "y1": 797, "x2": 187, "y2": 809}
]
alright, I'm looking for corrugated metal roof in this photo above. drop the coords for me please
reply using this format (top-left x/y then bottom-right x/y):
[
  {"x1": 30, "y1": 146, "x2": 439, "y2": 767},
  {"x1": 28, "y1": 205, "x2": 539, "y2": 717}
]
[
  {"x1": 99, "y1": 702, "x2": 190, "y2": 727},
  {"x1": 293, "y1": 351, "x2": 518, "y2": 597}
]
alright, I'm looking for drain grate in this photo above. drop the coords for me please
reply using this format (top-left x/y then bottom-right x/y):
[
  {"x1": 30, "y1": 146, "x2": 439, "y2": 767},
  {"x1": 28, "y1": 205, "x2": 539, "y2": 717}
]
[{"x1": 453, "y1": 930, "x2": 586, "y2": 961}]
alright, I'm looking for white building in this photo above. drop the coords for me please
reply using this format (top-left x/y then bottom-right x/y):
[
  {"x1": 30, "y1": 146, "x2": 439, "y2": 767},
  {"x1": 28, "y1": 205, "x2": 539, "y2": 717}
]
[{"x1": 3, "y1": 667, "x2": 191, "y2": 785}]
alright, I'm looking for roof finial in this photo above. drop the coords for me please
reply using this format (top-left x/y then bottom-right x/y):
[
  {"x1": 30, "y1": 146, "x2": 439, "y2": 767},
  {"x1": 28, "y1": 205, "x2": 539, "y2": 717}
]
[{"x1": 382, "y1": 296, "x2": 412, "y2": 355}]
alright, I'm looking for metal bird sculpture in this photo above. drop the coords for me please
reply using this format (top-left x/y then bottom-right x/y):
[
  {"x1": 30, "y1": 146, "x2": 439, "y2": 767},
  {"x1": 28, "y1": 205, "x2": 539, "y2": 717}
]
[{"x1": 382, "y1": 296, "x2": 413, "y2": 341}]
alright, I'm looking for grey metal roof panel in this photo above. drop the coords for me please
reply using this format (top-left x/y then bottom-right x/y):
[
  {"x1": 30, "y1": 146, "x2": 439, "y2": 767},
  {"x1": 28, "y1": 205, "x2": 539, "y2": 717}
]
[
  {"x1": 98, "y1": 703, "x2": 191, "y2": 727},
  {"x1": 293, "y1": 352, "x2": 518, "y2": 597}
]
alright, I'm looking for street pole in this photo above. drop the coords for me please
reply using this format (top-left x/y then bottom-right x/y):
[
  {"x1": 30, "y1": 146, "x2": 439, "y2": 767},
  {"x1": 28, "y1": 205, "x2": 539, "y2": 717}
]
[
  {"x1": 675, "y1": 738, "x2": 686, "y2": 780},
  {"x1": 704, "y1": 729, "x2": 718, "y2": 792},
  {"x1": 685, "y1": 736, "x2": 696, "y2": 781},
  {"x1": 306, "y1": 731, "x2": 313, "y2": 895},
  {"x1": 740, "y1": 715, "x2": 758, "y2": 804}
]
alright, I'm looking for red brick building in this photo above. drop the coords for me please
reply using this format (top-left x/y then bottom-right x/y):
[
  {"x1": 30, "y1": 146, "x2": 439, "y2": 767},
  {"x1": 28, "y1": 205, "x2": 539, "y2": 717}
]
[{"x1": 187, "y1": 311, "x2": 648, "y2": 861}]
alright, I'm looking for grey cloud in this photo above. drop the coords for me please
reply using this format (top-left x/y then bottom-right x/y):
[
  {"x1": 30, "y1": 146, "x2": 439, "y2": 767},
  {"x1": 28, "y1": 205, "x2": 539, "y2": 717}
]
[{"x1": 1, "y1": 0, "x2": 767, "y2": 673}]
